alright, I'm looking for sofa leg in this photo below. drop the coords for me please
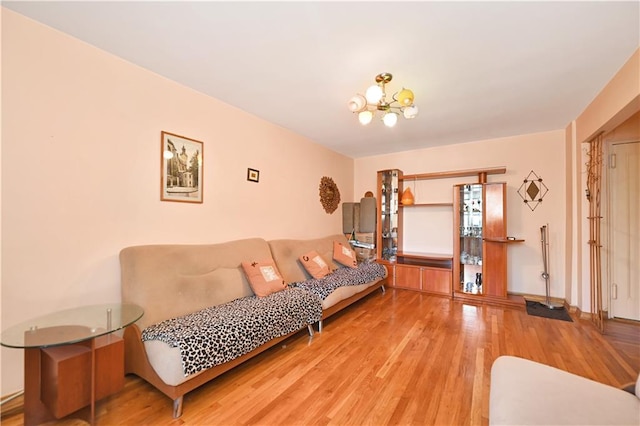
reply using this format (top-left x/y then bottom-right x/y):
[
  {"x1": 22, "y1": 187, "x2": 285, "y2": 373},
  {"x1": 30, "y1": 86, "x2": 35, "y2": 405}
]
[
  {"x1": 173, "y1": 396, "x2": 183, "y2": 418},
  {"x1": 381, "y1": 285, "x2": 386, "y2": 294},
  {"x1": 318, "y1": 320, "x2": 323, "y2": 333},
  {"x1": 307, "y1": 324, "x2": 314, "y2": 337}
]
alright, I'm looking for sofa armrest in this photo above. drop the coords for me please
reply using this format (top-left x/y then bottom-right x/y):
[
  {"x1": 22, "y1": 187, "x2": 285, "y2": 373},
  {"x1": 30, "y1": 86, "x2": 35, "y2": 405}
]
[{"x1": 489, "y1": 356, "x2": 640, "y2": 425}]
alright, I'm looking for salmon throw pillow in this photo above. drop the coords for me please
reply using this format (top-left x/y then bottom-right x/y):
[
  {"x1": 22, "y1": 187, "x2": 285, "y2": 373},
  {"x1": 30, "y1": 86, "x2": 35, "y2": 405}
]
[
  {"x1": 333, "y1": 241, "x2": 358, "y2": 269},
  {"x1": 241, "y1": 260, "x2": 287, "y2": 297},
  {"x1": 299, "y1": 250, "x2": 331, "y2": 279}
]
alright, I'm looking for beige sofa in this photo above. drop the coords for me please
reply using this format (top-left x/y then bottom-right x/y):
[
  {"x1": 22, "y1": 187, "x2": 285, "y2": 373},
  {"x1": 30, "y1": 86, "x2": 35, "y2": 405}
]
[
  {"x1": 120, "y1": 234, "x2": 387, "y2": 417},
  {"x1": 490, "y1": 355, "x2": 640, "y2": 425}
]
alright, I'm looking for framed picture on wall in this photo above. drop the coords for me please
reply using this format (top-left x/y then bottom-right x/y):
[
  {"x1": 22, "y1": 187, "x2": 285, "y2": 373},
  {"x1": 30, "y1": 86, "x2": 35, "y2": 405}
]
[
  {"x1": 247, "y1": 168, "x2": 260, "y2": 183},
  {"x1": 160, "y1": 131, "x2": 203, "y2": 203}
]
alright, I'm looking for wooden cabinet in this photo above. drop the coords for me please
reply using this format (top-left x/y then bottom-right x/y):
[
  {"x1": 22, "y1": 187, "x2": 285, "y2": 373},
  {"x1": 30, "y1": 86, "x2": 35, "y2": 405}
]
[
  {"x1": 422, "y1": 267, "x2": 453, "y2": 295},
  {"x1": 376, "y1": 169, "x2": 402, "y2": 261},
  {"x1": 375, "y1": 167, "x2": 522, "y2": 305},
  {"x1": 395, "y1": 264, "x2": 422, "y2": 291},
  {"x1": 453, "y1": 182, "x2": 524, "y2": 307},
  {"x1": 382, "y1": 253, "x2": 453, "y2": 296},
  {"x1": 29, "y1": 335, "x2": 124, "y2": 423}
]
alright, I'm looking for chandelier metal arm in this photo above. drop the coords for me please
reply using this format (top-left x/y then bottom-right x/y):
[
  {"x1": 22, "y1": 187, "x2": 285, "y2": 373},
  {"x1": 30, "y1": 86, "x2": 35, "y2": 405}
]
[{"x1": 347, "y1": 72, "x2": 418, "y2": 127}]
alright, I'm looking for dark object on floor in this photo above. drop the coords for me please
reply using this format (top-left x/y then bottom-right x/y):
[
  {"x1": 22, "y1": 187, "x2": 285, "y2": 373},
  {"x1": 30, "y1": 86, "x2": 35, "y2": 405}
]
[{"x1": 525, "y1": 300, "x2": 573, "y2": 322}]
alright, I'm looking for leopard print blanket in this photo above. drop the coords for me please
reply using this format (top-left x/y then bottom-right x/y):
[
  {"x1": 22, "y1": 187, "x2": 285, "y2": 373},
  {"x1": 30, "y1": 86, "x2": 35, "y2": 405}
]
[
  {"x1": 292, "y1": 262, "x2": 386, "y2": 300},
  {"x1": 141, "y1": 287, "x2": 322, "y2": 377}
]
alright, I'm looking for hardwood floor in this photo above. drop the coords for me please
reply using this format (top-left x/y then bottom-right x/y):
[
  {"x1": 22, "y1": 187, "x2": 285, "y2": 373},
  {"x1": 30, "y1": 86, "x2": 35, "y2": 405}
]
[{"x1": 2, "y1": 289, "x2": 639, "y2": 425}]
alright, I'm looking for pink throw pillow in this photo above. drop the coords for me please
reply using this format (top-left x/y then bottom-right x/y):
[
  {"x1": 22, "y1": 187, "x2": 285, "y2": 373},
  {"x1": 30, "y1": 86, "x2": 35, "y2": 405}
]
[
  {"x1": 333, "y1": 241, "x2": 358, "y2": 269},
  {"x1": 241, "y1": 260, "x2": 287, "y2": 297},
  {"x1": 299, "y1": 250, "x2": 331, "y2": 279}
]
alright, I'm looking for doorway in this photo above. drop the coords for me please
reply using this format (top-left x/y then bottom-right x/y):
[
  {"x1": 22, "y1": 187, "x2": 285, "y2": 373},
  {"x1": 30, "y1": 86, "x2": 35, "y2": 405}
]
[{"x1": 608, "y1": 141, "x2": 640, "y2": 321}]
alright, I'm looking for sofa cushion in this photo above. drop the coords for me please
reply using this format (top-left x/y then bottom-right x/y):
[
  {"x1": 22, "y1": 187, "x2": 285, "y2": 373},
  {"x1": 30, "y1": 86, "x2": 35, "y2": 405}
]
[
  {"x1": 490, "y1": 355, "x2": 640, "y2": 425},
  {"x1": 120, "y1": 238, "x2": 271, "y2": 330},
  {"x1": 142, "y1": 288, "x2": 322, "y2": 377},
  {"x1": 241, "y1": 260, "x2": 287, "y2": 297},
  {"x1": 268, "y1": 234, "x2": 350, "y2": 283},
  {"x1": 333, "y1": 240, "x2": 358, "y2": 268},
  {"x1": 299, "y1": 251, "x2": 331, "y2": 279},
  {"x1": 293, "y1": 263, "x2": 386, "y2": 301}
]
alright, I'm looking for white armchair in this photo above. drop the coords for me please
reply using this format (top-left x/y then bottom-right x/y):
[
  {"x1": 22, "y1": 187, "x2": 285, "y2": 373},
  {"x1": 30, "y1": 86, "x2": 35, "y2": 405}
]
[{"x1": 489, "y1": 355, "x2": 640, "y2": 425}]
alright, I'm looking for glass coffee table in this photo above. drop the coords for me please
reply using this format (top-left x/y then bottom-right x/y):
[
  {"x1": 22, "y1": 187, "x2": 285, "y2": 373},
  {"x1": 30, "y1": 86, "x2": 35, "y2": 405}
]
[{"x1": 1, "y1": 303, "x2": 143, "y2": 425}]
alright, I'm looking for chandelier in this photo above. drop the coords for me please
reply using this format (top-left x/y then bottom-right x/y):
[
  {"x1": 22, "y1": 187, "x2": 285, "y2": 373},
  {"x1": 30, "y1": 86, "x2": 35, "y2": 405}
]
[{"x1": 348, "y1": 72, "x2": 418, "y2": 127}]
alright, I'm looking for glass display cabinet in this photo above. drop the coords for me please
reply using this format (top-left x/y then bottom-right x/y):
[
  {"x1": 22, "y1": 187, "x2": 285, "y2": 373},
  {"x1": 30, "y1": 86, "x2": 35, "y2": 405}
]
[
  {"x1": 376, "y1": 169, "x2": 402, "y2": 261},
  {"x1": 453, "y1": 182, "x2": 521, "y2": 304},
  {"x1": 457, "y1": 184, "x2": 484, "y2": 294}
]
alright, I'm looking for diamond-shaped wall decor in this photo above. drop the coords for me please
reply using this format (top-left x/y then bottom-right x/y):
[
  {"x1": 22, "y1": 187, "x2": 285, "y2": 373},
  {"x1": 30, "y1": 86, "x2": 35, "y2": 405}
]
[{"x1": 517, "y1": 170, "x2": 548, "y2": 211}]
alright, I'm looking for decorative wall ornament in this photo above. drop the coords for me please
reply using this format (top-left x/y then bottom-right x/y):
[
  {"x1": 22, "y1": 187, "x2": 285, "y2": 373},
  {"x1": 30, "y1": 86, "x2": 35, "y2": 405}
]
[
  {"x1": 517, "y1": 170, "x2": 548, "y2": 211},
  {"x1": 401, "y1": 187, "x2": 415, "y2": 205},
  {"x1": 161, "y1": 131, "x2": 203, "y2": 203},
  {"x1": 247, "y1": 168, "x2": 259, "y2": 182},
  {"x1": 319, "y1": 176, "x2": 341, "y2": 214}
]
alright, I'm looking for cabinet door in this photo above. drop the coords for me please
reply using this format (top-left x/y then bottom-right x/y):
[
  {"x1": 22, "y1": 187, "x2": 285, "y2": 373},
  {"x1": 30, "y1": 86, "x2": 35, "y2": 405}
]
[
  {"x1": 394, "y1": 264, "x2": 421, "y2": 290},
  {"x1": 421, "y1": 267, "x2": 452, "y2": 295},
  {"x1": 455, "y1": 184, "x2": 484, "y2": 294},
  {"x1": 376, "y1": 170, "x2": 402, "y2": 261},
  {"x1": 454, "y1": 182, "x2": 507, "y2": 297},
  {"x1": 483, "y1": 183, "x2": 507, "y2": 297},
  {"x1": 377, "y1": 261, "x2": 395, "y2": 286}
]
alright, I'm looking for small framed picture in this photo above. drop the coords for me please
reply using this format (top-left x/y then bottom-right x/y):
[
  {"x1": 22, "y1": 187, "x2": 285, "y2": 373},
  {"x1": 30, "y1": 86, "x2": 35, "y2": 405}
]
[
  {"x1": 161, "y1": 131, "x2": 203, "y2": 203},
  {"x1": 247, "y1": 168, "x2": 260, "y2": 183}
]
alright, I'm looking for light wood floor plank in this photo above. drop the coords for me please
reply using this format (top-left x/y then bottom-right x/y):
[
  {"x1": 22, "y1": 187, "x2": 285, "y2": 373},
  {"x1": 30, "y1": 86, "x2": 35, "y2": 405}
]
[{"x1": 2, "y1": 289, "x2": 639, "y2": 425}]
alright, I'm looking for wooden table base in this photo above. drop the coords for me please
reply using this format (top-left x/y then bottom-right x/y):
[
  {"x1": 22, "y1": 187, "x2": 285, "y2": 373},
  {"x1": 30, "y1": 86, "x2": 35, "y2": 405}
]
[{"x1": 23, "y1": 335, "x2": 124, "y2": 426}]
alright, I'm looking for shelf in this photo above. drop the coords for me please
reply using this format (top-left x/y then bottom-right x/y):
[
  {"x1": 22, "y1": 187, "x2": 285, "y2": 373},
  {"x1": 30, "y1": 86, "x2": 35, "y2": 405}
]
[
  {"x1": 400, "y1": 202, "x2": 453, "y2": 208},
  {"x1": 400, "y1": 167, "x2": 506, "y2": 181},
  {"x1": 397, "y1": 251, "x2": 453, "y2": 261},
  {"x1": 483, "y1": 237, "x2": 525, "y2": 243},
  {"x1": 395, "y1": 252, "x2": 453, "y2": 269}
]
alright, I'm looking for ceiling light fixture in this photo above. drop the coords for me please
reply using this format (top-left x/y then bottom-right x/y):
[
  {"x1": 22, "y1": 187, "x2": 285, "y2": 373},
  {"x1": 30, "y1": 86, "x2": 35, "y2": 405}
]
[{"x1": 348, "y1": 73, "x2": 418, "y2": 128}]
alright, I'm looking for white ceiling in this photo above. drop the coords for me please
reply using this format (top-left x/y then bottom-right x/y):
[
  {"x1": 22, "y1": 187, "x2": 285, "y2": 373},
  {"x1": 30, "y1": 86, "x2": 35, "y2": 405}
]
[{"x1": 4, "y1": 1, "x2": 639, "y2": 158}]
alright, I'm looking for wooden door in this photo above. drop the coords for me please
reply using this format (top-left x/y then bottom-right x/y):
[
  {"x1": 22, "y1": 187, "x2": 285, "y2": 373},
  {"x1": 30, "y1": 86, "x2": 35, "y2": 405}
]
[{"x1": 609, "y1": 142, "x2": 640, "y2": 320}]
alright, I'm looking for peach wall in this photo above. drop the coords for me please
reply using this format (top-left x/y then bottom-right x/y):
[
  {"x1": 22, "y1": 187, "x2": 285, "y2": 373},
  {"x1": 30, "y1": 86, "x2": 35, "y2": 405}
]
[
  {"x1": 354, "y1": 129, "x2": 567, "y2": 300},
  {"x1": 576, "y1": 49, "x2": 640, "y2": 143},
  {"x1": 572, "y1": 48, "x2": 640, "y2": 314},
  {"x1": 604, "y1": 111, "x2": 640, "y2": 143},
  {"x1": 1, "y1": 9, "x2": 353, "y2": 394},
  {"x1": 565, "y1": 121, "x2": 581, "y2": 307}
]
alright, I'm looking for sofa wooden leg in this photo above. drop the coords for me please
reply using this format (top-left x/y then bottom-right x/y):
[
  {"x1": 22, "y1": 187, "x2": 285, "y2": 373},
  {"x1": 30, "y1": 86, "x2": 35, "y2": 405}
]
[{"x1": 172, "y1": 396, "x2": 183, "y2": 418}]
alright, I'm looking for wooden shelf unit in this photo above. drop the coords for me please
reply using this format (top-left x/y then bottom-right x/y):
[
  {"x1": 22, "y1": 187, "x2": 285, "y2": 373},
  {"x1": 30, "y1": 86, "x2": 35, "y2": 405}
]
[
  {"x1": 483, "y1": 237, "x2": 525, "y2": 243},
  {"x1": 380, "y1": 252, "x2": 453, "y2": 296},
  {"x1": 376, "y1": 167, "x2": 524, "y2": 307},
  {"x1": 376, "y1": 166, "x2": 526, "y2": 306},
  {"x1": 400, "y1": 202, "x2": 454, "y2": 208},
  {"x1": 400, "y1": 167, "x2": 506, "y2": 183},
  {"x1": 453, "y1": 182, "x2": 525, "y2": 308}
]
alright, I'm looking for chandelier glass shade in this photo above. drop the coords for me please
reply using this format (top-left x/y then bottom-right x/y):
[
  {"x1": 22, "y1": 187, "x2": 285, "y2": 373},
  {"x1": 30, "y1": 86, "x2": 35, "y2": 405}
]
[{"x1": 348, "y1": 72, "x2": 418, "y2": 127}]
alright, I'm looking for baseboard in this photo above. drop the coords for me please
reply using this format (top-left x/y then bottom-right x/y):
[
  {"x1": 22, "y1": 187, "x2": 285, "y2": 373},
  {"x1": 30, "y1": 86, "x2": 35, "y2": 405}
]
[{"x1": 510, "y1": 292, "x2": 566, "y2": 307}]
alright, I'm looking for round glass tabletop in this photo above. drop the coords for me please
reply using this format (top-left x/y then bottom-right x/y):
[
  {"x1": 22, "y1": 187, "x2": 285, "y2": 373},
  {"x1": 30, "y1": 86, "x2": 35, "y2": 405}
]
[{"x1": 0, "y1": 303, "x2": 144, "y2": 348}]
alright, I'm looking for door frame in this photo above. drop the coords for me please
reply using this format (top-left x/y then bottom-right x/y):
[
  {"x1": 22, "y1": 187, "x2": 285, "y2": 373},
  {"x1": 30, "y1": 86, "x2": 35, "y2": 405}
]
[{"x1": 602, "y1": 139, "x2": 640, "y2": 320}]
